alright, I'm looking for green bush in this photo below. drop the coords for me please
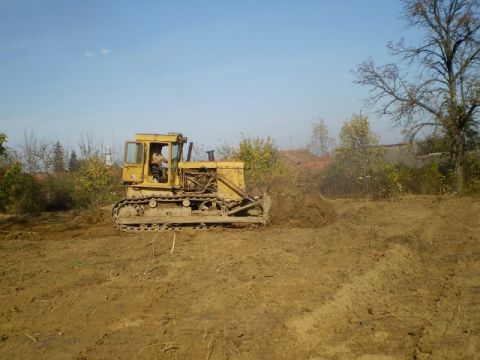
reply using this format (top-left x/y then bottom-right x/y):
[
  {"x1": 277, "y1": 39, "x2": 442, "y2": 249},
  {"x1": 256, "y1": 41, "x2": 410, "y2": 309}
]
[
  {"x1": 319, "y1": 162, "x2": 403, "y2": 199},
  {"x1": 319, "y1": 161, "x2": 462, "y2": 198},
  {"x1": 385, "y1": 163, "x2": 456, "y2": 195},
  {"x1": 0, "y1": 158, "x2": 123, "y2": 213},
  {"x1": 234, "y1": 135, "x2": 285, "y2": 186},
  {"x1": 372, "y1": 164, "x2": 403, "y2": 199},
  {"x1": 419, "y1": 164, "x2": 447, "y2": 194},
  {"x1": 319, "y1": 160, "x2": 364, "y2": 197},
  {"x1": 0, "y1": 162, "x2": 46, "y2": 214},
  {"x1": 320, "y1": 114, "x2": 387, "y2": 198},
  {"x1": 73, "y1": 157, "x2": 122, "y2": 208},
  {"x1": 44, "y1": 174, "x2": 75, "y2": 211},
  {"x1": 464, "y1": 154, "x2": 480, "y2": 193}
]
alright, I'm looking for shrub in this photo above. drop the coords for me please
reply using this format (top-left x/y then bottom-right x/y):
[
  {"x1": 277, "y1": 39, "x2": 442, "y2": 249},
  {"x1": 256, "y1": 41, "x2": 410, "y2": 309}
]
[
  {"x1": 320, "y1": 161, "x2": 460, "y2": 198},
  {"x1": 390, "y1": 163, "x2": 456, "y2": 195},
  {"x1": 74, "y1": 157, "x2": 122, "y2": 208},
  {"x1": 0, "y1": 162, "x2": 45, "y2": 214},
  {"x1": 372, "y1": 164, "x2": 403, "y2": 199},
  {"x1": 234, "y1": 135, "x2": 285, "y2": 186},
  {"x1": 44, "y1": 174, "x2": 75, "y2": 211},
  {"x1": 320, "y1": 114, "x2": 385, "y2": 197},
  {"x1": 464, "y1": 153, "x2": 480, "y2": 193},
  {"x1": 319, "y1": 160, "x2": 364, "y2": 197},
  {"x1": 418, "y1": 164, "x2": 451, "y2": 194}
]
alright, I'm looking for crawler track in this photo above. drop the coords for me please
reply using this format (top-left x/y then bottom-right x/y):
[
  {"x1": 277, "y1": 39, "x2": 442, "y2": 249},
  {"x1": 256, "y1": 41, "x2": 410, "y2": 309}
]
[{"x1": 112, "y1": 194, "x2": 267, "y2": 232}]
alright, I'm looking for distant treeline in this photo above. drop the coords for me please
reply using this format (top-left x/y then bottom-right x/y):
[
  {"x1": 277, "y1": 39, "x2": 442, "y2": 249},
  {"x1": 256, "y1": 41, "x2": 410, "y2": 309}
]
[
  {"x1": 1, "y1": 120, "x2": 479, "y2": 215},
  {"x1": 0, "y1": 133, "x2": 123, "y2": 214}
]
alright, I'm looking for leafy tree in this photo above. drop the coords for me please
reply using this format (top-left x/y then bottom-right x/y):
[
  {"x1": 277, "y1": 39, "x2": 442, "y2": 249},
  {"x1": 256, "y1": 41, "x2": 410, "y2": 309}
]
[
  {"x1": 355, "y1": 0, "x2": 480, "y2": 192},
  {"x1": 334, "y1": 114, "x2": 384, "y2": 195},
  {"x1": 234, "y1": 135, "x2": 283, "y2": 184},
  {"x1": 416, "y1": 133, "x2": 452, "y2": 155},
  {"x1": 52, "y1": 141, "x2": 66, "y2": 173},
  {"x1": 75, "y1": 156, "x2": 120, "y2": 207},
  {"x1": 307, "y1": 118, "x2": 334, "y2": 157}
]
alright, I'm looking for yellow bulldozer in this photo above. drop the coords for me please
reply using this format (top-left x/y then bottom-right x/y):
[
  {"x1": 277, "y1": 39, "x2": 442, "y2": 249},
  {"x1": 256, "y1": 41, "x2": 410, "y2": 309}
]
[{"x1": 112, "y1": 133, "x2": 270, "y2": 231}]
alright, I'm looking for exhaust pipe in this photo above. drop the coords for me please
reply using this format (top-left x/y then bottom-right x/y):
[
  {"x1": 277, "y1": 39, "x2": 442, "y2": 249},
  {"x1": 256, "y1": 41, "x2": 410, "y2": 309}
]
[
  {"x1": 207, "y1": 150, "x2": 215, "y2": 161},
  {"x1": 186, "y1": 142, "x2": 193, "y2": 161}
]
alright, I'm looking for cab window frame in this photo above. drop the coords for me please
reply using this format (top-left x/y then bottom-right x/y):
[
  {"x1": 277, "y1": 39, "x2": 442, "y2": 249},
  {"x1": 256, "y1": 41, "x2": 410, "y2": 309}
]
[{"x1": 125, "y1": 142, "x2": 144, "y2": 165}]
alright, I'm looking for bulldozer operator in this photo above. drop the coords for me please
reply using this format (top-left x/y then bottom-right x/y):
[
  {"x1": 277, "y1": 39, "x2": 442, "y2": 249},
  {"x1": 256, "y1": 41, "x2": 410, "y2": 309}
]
[{"x1": 150, "y1": 145, "x2": 168, "y2": 182}]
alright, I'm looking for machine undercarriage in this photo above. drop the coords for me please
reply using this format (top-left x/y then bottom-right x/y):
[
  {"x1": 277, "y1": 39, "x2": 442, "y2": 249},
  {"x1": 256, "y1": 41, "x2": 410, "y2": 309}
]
[{"x1": 112, "y1": 193, "x2": 270, "y2": 232}]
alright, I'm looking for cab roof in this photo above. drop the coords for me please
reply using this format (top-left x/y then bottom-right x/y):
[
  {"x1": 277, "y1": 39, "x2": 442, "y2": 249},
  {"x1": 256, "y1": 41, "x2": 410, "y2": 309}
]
[{"x1": 135, "y1": 133, "x2": 187, "y2": 143}]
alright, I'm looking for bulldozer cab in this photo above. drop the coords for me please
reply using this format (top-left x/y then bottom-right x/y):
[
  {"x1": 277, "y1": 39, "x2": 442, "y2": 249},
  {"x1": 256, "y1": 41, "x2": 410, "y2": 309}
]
[{"x1": 122, "y1": 133, "x2": 186, "y2": 188}]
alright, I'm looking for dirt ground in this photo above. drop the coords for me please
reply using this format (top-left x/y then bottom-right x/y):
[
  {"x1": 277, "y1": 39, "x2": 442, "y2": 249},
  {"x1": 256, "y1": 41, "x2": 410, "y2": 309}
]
[{"x1": 0, "y1": 196, "x2": 479, "y2": 359}]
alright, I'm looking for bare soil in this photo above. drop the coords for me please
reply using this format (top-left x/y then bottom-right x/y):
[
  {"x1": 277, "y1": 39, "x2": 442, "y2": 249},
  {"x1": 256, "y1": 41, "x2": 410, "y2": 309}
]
[{"x1": 0, "y1": 196, "x2": 479, "y2": 359}]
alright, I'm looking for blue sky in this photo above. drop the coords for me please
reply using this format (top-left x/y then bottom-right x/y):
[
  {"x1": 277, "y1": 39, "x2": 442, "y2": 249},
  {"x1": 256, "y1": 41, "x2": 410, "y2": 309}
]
[{"x1": 0, "y1": 0, "x2": 416, "y2": 152}]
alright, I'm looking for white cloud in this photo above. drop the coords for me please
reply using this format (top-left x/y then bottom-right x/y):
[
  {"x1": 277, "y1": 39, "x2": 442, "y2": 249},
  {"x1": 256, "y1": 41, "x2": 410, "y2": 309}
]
[
  {"x1": 100, "y1": 48, "x2": 110, "y2": 55},
  {"x1": 84, "y1": 50, "x2": 94, "y2": 58}
]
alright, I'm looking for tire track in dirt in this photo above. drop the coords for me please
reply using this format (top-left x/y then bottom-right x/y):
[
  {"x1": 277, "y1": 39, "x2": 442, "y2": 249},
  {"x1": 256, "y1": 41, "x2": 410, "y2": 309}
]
[
  {"x1": 287, "y1": 197, "x2": 480, "y2": 359},
  {"x1": 288, "y1": 242, "x2": 423, "y2": 345},
  {"x1": 404, "y1": 198, "x2": 480, "y2": 359}
]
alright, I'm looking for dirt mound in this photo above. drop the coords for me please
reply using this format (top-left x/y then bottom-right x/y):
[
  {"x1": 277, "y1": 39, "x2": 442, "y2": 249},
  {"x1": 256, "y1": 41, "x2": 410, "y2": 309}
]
[{"x1": 267, "y1": 176, "x2": 336, "y2": 227}]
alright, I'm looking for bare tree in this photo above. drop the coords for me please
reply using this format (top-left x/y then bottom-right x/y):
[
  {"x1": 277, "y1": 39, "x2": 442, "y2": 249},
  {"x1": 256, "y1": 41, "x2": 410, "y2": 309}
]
[
  {"x1": 355, "y1": 0, "x2": 480, "y2": 191},
  {"x1": 191, "y1": 142, "x2": 208, "y2": 161},
  {"x1": 216, "y1": 142, "x2": 236, "y2": 160},
  {"x1": 78, "y1": 133, "x2": 104, "y2": 159},
  {"x1": 307, "y1": 118, "x2": 335, "y2": 157},
  {"x1": 17, "y1": 130, "x2": 53, "y2": 173}
]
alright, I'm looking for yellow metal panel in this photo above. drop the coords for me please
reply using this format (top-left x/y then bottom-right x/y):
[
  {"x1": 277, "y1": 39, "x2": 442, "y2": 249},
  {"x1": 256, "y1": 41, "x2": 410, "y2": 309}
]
[
  {"x1": 178, "y1": 161, "x2": 244, "y2": 169},
  {"x1": 217, "y1": 162, "x2": 245, "y2": 169},
  {"x1": 123, "y1": 165, "x2": 144, "y2": 183},
  {"x1": 127, "y1": 187, "x2": 174, "y2": 198},
  {"x1": 216, "y1": 166, "x2": 246, "y2": 201},
  {"x1": 178, "y1": 161, "x2": 216, "y2": 169}
]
